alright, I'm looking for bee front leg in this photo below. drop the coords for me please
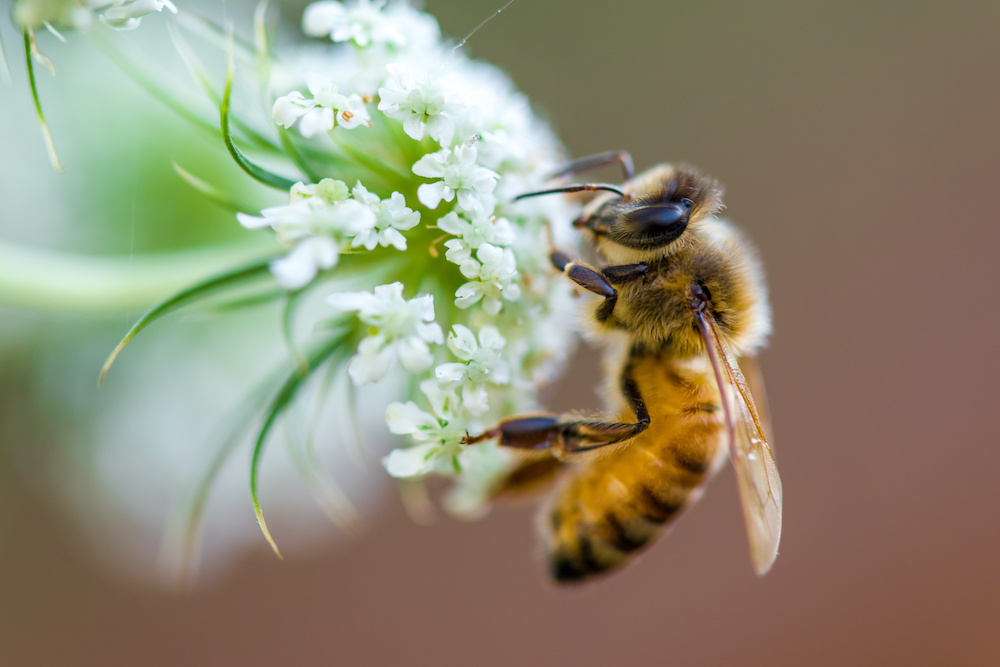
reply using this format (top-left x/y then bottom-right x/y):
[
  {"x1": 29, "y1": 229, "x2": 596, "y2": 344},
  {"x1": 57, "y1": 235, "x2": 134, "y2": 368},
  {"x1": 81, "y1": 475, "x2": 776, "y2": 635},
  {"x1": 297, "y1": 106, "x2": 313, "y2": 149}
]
[
  {"x1": 463, "y1": 368, "x2": 650, "y2": 457},
  {"x1": 550, "y1": 251, "x2": 648, "y2": 322}
]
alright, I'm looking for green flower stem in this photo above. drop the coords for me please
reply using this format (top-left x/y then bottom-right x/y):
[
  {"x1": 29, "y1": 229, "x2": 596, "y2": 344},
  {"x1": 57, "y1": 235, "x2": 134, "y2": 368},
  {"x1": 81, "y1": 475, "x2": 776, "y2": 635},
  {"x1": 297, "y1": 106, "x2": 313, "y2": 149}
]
[{"x1": 0, "y1": 239, "x2": 277, "y2": 314}]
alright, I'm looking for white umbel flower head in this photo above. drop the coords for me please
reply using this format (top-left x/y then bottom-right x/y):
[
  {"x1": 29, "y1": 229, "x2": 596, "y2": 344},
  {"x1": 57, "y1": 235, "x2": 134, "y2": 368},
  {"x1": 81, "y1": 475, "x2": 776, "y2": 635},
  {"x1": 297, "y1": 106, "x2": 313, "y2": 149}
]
[
  {"x1": 79, "y1": 0, "x2": 587, "y2": 542},
  {"x1": 328, "y1": 282, "x2": 444, "y2": 385}
]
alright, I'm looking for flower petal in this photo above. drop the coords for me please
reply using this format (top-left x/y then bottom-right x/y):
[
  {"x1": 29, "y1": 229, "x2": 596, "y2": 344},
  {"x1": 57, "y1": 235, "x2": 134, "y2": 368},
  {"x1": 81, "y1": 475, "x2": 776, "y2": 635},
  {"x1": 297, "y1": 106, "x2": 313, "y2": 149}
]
[
  {"x1": 396, "y1": 336, "x2": 432, "y2": 373},
  {"x1": 386, "y1": 401, "x2": 438, "y2": 436},
  {"x1": 435, "y1": 362, "x2": 466, "y2": 383},
  {"x1": 417, "y1": 181, "x2": 447, "y2": 209},
  {"x1": 383, "y1": 443, "x2": 440, "y2": 478}
]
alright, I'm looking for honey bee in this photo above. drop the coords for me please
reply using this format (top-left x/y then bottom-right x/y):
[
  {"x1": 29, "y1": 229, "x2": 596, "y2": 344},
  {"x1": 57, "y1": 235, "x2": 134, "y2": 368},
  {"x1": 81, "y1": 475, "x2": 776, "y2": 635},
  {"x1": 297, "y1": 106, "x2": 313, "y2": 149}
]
[{"x1": 463, "y1": 151, "x2": 782, "y2": 583}]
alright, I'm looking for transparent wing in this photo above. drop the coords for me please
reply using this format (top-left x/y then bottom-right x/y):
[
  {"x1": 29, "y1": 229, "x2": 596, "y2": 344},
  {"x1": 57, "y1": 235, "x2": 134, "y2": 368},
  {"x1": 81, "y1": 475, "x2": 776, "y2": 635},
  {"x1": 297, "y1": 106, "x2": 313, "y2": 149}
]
[
  {"x1": 739, "y1": 356, "x2": 774, "y2": 448},
  {"x1": 694, "y1": 309, "x2": 783, "y2": 576}
]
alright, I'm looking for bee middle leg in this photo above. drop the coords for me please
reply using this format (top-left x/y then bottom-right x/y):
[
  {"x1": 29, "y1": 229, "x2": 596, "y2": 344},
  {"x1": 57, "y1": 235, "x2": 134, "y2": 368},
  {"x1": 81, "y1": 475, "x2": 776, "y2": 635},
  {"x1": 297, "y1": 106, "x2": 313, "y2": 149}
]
[
  {"x1": 550, "y1": 251, "x2": 648, "y2": 322},
  {"x1": 464, "y1": 368, "x2": 649, "y2": 457}
]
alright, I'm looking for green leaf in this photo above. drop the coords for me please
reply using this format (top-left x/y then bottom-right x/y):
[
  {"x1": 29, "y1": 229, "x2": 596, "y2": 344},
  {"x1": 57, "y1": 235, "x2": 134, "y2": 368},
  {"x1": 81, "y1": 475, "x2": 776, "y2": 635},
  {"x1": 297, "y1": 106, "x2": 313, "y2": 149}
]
[
  {"x1": 197, "y1": 288, "x2": 286, "y2": 314},
  {"x1": 169, "y1": 21, "x2": 282, "y2": 155},
  {"x1": 251, "y1": 332, "x2": 349, "y2": 557},
  {"x1": 252, "y1": 1, "x2": 273, "y2": 101},
  {"x1": 222, "y1": 36, "x2": 296, "y2": 191},
  {"x1": 23, "y1": 29, "x2": 61, "y2": 172},
  {"x1": 99, "y1": 259, "x2": 274, "y2": 384},
  {"x1": 281, "y1": 289, "x2": 309, "y2": 376},
  {"x1": 275, "y1": 126, "x2": 323, "y2": 184}
]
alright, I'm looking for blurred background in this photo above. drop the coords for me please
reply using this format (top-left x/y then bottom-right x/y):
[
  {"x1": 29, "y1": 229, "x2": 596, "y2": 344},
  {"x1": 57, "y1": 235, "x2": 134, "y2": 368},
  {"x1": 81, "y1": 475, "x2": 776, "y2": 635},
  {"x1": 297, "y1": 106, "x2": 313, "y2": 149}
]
[{"x1": 2, "y1": 0, "x2": 1000, "y2": 665}]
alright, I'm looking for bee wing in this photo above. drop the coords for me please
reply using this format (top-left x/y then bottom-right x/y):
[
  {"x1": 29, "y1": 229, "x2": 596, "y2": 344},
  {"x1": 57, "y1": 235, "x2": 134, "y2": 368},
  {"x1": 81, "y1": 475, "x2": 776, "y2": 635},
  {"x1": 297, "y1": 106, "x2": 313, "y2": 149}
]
[
  {"x1": 694, "y1": 309, "x2": 783, "y2": 576},
  {"x1": 738, "y1": 356, "x2": 774, "y2": 448}
]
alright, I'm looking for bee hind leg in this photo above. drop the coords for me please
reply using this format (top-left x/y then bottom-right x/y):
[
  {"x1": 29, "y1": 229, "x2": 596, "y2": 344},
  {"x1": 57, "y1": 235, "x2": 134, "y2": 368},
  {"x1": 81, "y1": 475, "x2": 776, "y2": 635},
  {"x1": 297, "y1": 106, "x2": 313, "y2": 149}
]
[{"x1": 463, "y1": 369, "x2": 650, "y2": 457}]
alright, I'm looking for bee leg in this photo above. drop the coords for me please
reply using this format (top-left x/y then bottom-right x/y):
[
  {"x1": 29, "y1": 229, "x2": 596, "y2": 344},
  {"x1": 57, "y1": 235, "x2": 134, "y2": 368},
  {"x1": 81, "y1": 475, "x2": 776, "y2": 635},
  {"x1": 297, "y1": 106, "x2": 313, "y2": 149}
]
[
  {"x1": 559, "y1": 370, "x2": 650, "y2": 454},
  {"x1": 545, "y1": 150, "x2": 635, "y2": 181},
  {"x1": 601, "y1": 263, "x2": 648, "y2": 285},
  {"x1": 550, "y1": 255, "x2": 649, "y2": 323},
  {"x1": 464, "y1": 369, "x2": 649, "y2": 455},
  {"x1": 550, "y1": 252, "x2": 621, "y2": 323},
  {"x1": 462, "y1": 414, "x2": 563, "y2": 452}
]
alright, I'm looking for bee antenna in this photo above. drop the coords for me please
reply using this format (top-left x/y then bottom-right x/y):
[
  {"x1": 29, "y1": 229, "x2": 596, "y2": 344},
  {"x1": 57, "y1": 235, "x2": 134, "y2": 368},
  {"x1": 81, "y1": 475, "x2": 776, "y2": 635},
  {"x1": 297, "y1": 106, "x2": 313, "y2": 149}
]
[{"x1": 514, "y1": 184, "x2": 626, "y2": 201}]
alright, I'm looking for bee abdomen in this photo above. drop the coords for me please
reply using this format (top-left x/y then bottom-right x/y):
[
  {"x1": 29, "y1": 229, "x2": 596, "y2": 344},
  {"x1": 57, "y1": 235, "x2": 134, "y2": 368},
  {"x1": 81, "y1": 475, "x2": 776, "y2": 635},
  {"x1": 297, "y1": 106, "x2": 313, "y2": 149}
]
[
  {"x1": 544, "y1": 485, "x2": 691, "y2": 583},
  {"x1": 548, "y1": 528, "x2": 633, "y2": 583},
  {"x1": 637, "y1": 483, "x2": 684, "y2": 524},
  {"x1": 542, "y1": 439, "x2": 716, "y2": 583},
  {"x1": 546, "y1": 511, "x2": 675, "y2": 583},
  {"x1": 605, "y1": 511, "x2": 651, "y2": 552}
]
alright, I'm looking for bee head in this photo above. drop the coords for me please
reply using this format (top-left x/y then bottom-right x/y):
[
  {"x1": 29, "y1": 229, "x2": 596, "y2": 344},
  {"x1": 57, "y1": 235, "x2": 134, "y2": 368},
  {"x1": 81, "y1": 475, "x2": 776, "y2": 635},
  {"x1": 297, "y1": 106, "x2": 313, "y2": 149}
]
[{"x1": 577, "y1": 165, "x2": 723, "y2": 260}]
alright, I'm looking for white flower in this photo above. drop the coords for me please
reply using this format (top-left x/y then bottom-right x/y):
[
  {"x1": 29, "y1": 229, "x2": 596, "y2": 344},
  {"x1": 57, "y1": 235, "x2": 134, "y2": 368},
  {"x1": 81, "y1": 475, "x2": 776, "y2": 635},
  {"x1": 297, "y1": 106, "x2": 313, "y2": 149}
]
[
  {"x1": 328, "y1": 282, "x2": 444, "y2": 385},
  {"x1": 349, "y1": 183, "x2": 420, "y2": 251},
  {"x1": 237, "y1": 179, "x2": 376, "y2": 289},
  {"x1": 453, "y1": 244, "x2": 521, "y2": 315},
  {"x1": 378, "y1": 63, "x2": 460, "y2": 146},
  {"x1": 382, "y1": 442, "x2": 440, "y2": 478},
  {"x1": 412, "y1": 145, "x2": 498, "y2": 213},
  {"x1": 237, "y1": 182, "x2": 371, "y2": 242},
  {"x1": 438, "y1": 211, "x2": 515, "y2": 269},
  {"x1": 303, "y1": 0, "x2": 405, "y2": 48},
  {"x1": 439, "y1": 325, "x2": 509, "y2": 384},
  {"x1": 99, "y1": 0, "x2": 177, "y2": 30},
  {"x1": 434, "y1": 324, "x2": 509, "y2": 415},
  {"x1": 383, "y1": 380, "x2": 466, "y2": 477},
  {"x1": 272, "y1": 81, "x2": 370, "y2": 137},
  {"x1": 269, "y1": 235, "x2": 341, "y2": 290}
]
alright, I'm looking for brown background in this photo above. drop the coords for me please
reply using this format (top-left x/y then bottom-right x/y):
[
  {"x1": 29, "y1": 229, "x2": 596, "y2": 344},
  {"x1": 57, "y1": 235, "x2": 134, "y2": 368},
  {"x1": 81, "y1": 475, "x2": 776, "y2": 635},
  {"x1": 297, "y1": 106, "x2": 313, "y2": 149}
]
[{"x1": 3, "y1": 0, "x2": 1000, "y2": 665}]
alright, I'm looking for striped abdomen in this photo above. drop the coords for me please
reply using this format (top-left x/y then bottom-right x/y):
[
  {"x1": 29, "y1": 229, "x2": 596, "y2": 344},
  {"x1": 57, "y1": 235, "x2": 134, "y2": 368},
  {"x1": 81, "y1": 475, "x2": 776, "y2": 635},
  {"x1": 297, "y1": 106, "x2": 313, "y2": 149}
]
[{"x1": 542, "y1": 353, "x2": 728, "y2": 583}]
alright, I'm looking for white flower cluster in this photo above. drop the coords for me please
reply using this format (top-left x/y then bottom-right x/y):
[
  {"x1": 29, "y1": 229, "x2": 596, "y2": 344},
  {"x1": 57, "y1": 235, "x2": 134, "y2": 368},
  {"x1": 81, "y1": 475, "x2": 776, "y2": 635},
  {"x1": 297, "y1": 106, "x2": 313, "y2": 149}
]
[
  {"x1": 243, "y1": 0, "x2": 579, "y2": 515},
  {"x1": 328, "y1": 282, "x2": 443, "y2": 385},
  {"x1": 236, "y1": 179, "x2": 418, "y2": 289},
  {"x1": 273, "y1": 81, "x2": 371, "y2": 138},
  {"x1": 14, "y1": 0, "x2": 177, "y2": 32}
]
